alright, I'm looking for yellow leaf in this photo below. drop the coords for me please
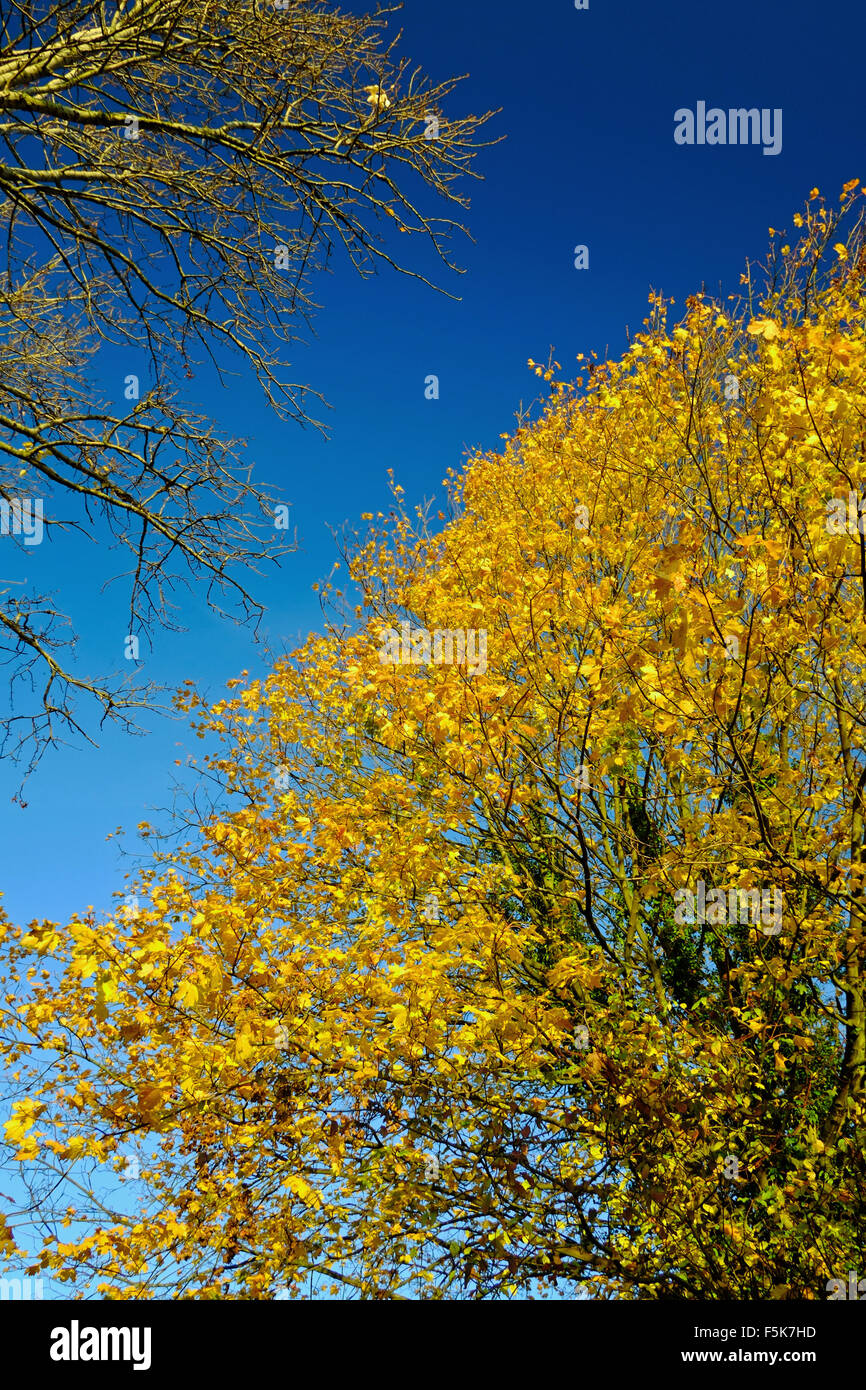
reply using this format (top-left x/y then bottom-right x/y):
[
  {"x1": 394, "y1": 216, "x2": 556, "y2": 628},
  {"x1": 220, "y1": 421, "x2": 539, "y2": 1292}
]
[
  {"x1": 285, "y1": 1175, "x2": 323, "y2": 1208},
  {"x1": 747, "y1": 318, "x2": 779, "y2": 340}
]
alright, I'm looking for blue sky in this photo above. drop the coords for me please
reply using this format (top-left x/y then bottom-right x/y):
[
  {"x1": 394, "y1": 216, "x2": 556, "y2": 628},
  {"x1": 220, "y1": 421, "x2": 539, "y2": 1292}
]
[{"x1": 1, "y1": 0, "x2": 863, "y2": 928}]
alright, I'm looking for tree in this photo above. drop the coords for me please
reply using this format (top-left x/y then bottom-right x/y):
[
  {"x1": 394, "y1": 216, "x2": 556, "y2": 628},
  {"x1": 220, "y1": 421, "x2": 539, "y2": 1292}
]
[
  {"x1": 0, "y1": 0, "x2": 493, "y2": 776},
  {"x1": 1, "y1": 182, "x2": 864, "y2": 1299}
]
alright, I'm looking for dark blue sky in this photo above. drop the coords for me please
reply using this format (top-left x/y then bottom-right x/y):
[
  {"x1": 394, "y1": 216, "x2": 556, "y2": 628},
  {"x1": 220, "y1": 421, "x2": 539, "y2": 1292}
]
[{"x1": 2, "y1": 0, "x2": 863, "y2": 925}]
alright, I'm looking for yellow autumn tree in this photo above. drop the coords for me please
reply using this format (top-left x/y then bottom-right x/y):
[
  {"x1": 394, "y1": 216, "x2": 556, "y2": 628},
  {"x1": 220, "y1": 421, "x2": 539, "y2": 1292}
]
[{"x1": 1, "y1": 181, "x2": 865, "y2": 1299}]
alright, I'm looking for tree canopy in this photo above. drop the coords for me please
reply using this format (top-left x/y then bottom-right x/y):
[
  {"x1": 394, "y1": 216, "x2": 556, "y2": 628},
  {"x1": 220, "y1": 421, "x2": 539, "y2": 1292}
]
[{"x1": 1, "y1": 181, "x2": 865, "y2": 1299}]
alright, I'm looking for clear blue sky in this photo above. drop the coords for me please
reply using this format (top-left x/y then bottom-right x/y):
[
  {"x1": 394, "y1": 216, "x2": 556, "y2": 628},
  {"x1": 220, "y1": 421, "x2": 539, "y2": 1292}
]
[{"x1": 2, "y1": 0, "x2": 863, "y2": 927}]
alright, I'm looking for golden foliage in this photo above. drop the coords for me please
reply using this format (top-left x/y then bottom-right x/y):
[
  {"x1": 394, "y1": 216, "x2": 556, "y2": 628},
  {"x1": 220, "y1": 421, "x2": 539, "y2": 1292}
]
[{"x1": 2, "y1": 182, "x2": 866, "y2": 1299}]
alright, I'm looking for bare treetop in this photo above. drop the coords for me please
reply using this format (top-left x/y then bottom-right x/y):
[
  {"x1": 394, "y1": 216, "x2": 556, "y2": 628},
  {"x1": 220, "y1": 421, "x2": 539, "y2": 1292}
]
[{"x1": 0, "y1": 0, "x2": 496, "y2": 781}]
